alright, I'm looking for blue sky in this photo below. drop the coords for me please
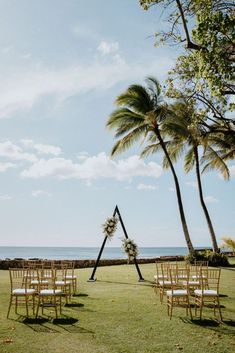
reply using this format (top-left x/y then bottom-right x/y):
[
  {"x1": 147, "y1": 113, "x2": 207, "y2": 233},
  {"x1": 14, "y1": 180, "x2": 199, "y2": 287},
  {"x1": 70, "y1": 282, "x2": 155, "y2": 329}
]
[{"x1": 0, "y1": 0, "x2": 234, "y2": 249}]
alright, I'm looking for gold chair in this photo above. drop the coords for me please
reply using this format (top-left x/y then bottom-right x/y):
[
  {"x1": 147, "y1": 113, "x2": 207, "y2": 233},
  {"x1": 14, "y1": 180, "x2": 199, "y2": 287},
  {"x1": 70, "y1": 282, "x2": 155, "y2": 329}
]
[
  {"x1": 7, "y1": 268, "x2": 36, "y2": 318},
  {"x1": 36, "y1": 268, "x2": 63, "y2": 319},
  {"x1": 167, "y1": 268, "x2": 192, "y2": 320},
  {"x1": 153, "y1": 262, "x2": 168, "y2": 292},
  {"x1": 158, "y1": 263, "x2": 176, "y2": 303},
  {"x1": 54, "y1": 266, "x2": 71, "y2": 303},
  {"x1": 194, "y1": 268, "x2": 222, "y2": 320},
  {"x1": 62, "y1": 261, "x2": 77, "y2": 295}
]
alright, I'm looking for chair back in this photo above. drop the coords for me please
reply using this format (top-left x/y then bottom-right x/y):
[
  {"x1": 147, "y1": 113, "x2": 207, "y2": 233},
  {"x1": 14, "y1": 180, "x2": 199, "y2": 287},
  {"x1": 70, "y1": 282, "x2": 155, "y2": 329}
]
[
  {"x1": 199, "y1": 268, "x2": 221, "y2": 293},
  {"x1": 9, "y1": 268, "x2": 30, "y2": 291}
]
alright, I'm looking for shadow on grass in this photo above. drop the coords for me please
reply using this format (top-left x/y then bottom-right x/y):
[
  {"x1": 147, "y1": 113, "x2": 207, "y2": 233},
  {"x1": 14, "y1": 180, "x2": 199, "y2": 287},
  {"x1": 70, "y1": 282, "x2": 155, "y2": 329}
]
[
  {"x1": 97, "y1": 279, "x2": 153, "y2": 287},
  {"x1": 64, "y1": 303, "x2": 84, "y2": 308},
  {"x1": 52, "y1": 316, "x2": 94, "y2": 334},
  {"x1": 19, "y1": 315, "x2": 94, "y2": 334},
  {"x1": 20, "y1": 317, "x2": 60, "y2": 333},
  {"x1": 184, "y1": 318, "x2": 235, "y2": 336},
  {"x1": 73, "y1": 293, "x2": 88, "y2": 297}
]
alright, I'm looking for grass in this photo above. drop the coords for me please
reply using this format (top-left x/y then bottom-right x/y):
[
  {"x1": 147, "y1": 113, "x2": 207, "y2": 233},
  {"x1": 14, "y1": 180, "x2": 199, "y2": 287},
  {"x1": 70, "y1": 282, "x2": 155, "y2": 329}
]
[{"x1": 0, "y1": 261, "x2": 235, "y2": 353}]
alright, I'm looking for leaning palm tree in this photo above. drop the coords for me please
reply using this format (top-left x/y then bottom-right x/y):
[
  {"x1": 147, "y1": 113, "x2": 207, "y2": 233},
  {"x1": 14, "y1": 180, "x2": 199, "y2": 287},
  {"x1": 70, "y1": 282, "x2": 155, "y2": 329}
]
[
  {"x1": 162, "y1": 101, "x2": 220, "y2": 252},
  {"x1": 106, "y1": 77, "x2": 194, "y2": 254}
]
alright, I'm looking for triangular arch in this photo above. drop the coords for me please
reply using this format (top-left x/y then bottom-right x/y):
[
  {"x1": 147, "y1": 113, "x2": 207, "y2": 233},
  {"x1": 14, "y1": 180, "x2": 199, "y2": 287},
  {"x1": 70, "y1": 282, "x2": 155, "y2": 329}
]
[{"x1": 88, "y1": 205, "x2": 144, "y2": 282}]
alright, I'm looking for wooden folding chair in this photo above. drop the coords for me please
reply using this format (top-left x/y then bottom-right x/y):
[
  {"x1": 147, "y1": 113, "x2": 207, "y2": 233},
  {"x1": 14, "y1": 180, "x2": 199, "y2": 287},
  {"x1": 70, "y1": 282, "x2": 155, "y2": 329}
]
[{"x1": 194, "y1": 268, "x2": 222, "y2": 321}]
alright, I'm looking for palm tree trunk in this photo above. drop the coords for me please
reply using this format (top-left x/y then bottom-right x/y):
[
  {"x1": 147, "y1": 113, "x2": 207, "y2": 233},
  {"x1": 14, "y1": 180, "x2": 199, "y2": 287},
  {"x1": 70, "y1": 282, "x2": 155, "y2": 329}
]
[
  {"x1": 194, "y1": 146, "x2": 219, "y2": 253},
  {"x1": 155, "y1": 128, "x2": 195, "y2": 254}
]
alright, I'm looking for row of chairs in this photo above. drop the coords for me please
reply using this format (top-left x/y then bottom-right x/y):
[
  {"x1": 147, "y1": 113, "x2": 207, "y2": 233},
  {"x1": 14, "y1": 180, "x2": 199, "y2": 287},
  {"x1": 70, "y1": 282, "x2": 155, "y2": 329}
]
[
  {"x1": 7, "y1": 261, "x2": 78, "y2": 319},
  {"x1": 154, "y1": 261, "x2": 222, "y2": 320}
]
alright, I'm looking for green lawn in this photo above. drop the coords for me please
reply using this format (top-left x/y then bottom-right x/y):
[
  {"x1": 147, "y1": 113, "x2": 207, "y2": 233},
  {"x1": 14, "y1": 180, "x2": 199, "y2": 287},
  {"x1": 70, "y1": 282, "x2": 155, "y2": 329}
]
[{"x1": 0, "y1": 262, "x2": 235, "y2": 353}]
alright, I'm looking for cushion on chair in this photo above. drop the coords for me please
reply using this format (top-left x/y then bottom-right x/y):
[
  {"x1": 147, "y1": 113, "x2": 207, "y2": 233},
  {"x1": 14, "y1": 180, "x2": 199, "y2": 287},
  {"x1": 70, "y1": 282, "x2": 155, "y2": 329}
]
[
  {"x1": 159, "y1": 280, "x2": 175, "y2": 286},
  {"x1": 64, "y1": 275, "x2": 77, "y2": 279},
  {"x1": 194, "y1": 289, "x2": 218, "y2": 296},
  {"x1": 182, "y1": 280, "x2": 200, "y2": 286},
  {"x1": 31, "y1": 280, "x2": 48, "y2": 284},
  {"x1": 166, "y1": 290, "x2": 188, "y2": 296},
  {"x1": 55, "y1": 280, "x2": 71, "y2": 285},
  {"x1": 39, "y1": 289, "x2": 63, "y2": 296},
  {"x1": 13, "y1": 288, "x2": 36, "y2": 295}
]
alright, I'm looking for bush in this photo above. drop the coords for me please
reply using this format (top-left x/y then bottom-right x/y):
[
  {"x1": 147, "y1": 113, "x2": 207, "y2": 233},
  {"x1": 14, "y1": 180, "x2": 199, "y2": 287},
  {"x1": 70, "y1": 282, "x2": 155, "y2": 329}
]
[{"x1": 185, "y1": 250, "x2": 230, "y2": 267}]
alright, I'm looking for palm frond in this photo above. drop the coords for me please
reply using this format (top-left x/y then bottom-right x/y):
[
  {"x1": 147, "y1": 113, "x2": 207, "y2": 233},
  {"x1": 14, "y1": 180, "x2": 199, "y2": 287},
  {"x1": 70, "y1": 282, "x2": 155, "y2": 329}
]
[
  {"x1": 201, "y1": 146, "x2": 230, "y2": 180},
  {"x1": 116, "y1": 85, "x2": 153, "y2": 114},
  {"x1": 163, "y1": 142, "x2": 186, "y2": 169},
  {"x1": 140, "y1": 143, "x2": 162, "y2": 158},
  {"x1": 184, "y1": 147, "x2": 195, "y2": 173},
  {"x1": 110, "y1": 125, "x2": 148, "y2": 157},
  {"x1": 106, "y1": 108, "x2": 144, "y2": 130}
]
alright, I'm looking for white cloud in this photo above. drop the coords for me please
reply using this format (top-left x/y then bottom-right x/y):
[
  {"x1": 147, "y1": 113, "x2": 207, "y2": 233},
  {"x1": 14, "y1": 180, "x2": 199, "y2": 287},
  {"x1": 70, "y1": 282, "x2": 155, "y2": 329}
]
[
  {"x1": 77, "y1": 151, "x2": 90, "y2": 161},
  {"x1": 0, "y1": 141, "x2": 37, "y2": 162},
  {"x1": 97, "y1": 41, "x2": 119, "y2": 55},
  {"x1": 20, "y1": 139, "x2": 61, "y2": 156},
  {"x1": 0, "y1": 53, "x2": 174, "y2": 118},
  {"x1": 205, "y1": 195, "x2": 219, "y2": 204},
  {"x1": 32, "y1": 190, "x2": 52, "y2": 198},
  {"x1": 137, "y1": 183, "x2": 158, "y2": 190},
  {"x1": 21, "y1": 152, "x2": 162, "y2": 181},
  {"x1": 0, "y1": 162, "x2": 16, "y2": 172},
  {"x1": 169, "y1": 187, "x2": 175, "y2": 192},
  {"x1": 0, "y1": 194, "x2": 12, "y2": 200},
  {"x1": 186, "y1": 181, "x2": 198, "y2": 189}
]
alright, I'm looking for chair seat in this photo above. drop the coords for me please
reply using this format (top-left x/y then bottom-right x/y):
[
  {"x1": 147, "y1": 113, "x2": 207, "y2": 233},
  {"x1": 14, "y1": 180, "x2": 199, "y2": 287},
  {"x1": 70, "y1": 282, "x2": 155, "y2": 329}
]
[
  {"x1": 13, "y1": 288, "x2": 36, "y2": 295},
  {"x1": 64, "y1": 275, "x2": 77, "y2": 279},
  {"x1": 194, "y1": 289, "x2": 218, "y2": 296},
  {"x1": 159, "y1": 280, "x2": 175, "y2": 286},
  {"x1": 55, "y1": 280, "x2": 71, "y2": 286},
  {"x1": 39, "y1": 289, "x2": 63, "y2": 296},
  {"x1": 192, "y1": 275, "x2": 207, "y2": 279},
  {"x1": 31, "y1": 280, "x2": 48, "y2": 285},
  {"x1": 177, "y1": 275, "x2": 188, "y2": 279},
  {"x1": 182, "y1": 280, "x2": 200, "y2": 286},
  {"x1": 166, "y1": 289, "x2": 188, "y2": 296}
]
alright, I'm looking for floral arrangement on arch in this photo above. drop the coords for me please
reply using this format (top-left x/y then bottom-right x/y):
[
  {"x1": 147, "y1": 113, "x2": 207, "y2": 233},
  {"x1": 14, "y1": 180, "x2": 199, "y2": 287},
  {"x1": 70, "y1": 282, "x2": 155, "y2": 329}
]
[
  {"x1": 122, "y1": 238, "x2": 139, "y2": 262},
  {"x1": 102, "y1": 217, "x2": 118, "y2": 239}
]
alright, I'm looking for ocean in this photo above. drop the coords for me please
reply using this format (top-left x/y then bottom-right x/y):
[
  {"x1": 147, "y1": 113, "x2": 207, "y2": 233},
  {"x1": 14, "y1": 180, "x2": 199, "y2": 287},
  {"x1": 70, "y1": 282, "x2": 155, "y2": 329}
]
[{"x1": 0, "y1": 246, "x2": 191, "y2": 260}]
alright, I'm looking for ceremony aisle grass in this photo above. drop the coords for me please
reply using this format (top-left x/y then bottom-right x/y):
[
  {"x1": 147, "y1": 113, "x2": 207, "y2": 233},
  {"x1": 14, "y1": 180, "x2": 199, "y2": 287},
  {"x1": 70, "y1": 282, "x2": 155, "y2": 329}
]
[{"x1": 0, "y1": 262, "x2": 235, "y2": 353}]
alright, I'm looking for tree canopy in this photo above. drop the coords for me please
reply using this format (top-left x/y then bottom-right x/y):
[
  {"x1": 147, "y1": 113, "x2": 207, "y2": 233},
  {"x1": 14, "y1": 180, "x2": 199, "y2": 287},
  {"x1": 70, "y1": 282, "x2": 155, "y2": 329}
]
[{"x1": 139, "y1": 0, "x2": 235, "y2": 127}]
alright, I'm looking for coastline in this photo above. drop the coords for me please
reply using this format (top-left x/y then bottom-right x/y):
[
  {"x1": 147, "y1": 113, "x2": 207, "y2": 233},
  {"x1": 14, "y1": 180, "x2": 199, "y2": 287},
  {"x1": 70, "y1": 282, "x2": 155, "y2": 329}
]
[{"x1": 0, "y1": 256, "x2": 185, "y2": 270}]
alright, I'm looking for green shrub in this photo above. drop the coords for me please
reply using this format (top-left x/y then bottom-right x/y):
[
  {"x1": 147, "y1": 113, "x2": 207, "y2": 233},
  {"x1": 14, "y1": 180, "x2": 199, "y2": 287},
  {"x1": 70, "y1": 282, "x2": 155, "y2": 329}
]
[{"x1": 185, "y1": 250, "x2": 230, "y2": 267}]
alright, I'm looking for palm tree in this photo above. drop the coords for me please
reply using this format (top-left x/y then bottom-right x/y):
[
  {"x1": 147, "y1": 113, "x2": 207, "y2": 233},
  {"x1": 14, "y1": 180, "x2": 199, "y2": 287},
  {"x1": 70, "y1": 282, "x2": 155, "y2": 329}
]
[
  {"x1": 106, "y1": 77, "x2": 195, "y2": 254},
  {"x1": 162, "y1": 101, "x2": 220, "y2": 252}
]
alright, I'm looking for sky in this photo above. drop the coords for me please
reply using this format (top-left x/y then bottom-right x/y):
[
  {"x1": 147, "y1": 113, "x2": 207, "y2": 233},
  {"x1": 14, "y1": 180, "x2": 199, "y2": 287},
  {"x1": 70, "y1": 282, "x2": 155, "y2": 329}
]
[{"x1": 0, "y1": 0, "x2": 234, "y2": 249}]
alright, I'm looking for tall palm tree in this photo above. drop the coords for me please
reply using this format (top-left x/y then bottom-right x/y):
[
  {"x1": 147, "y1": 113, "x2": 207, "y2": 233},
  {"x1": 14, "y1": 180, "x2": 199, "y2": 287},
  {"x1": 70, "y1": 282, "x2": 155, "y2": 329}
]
[
  {"x1": 106, "y1": 77, "x2": 195, "y2": 254},
  {"x1": 162, "y1": 101, "x2": 220, "y2": 252}
]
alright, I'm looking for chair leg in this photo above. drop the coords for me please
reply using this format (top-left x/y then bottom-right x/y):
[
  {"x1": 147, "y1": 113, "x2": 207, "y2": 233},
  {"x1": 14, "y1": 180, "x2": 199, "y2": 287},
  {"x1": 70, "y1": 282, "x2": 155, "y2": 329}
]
[
  {"x1": 36, "y1": 297, "x2": 40, "y2": 318},
  {"x1": 199, "y1": 298, "x2": 203, "y2": 320},
  {"x1": 216, "y1": 297, "x2": 223, "y2": 321},
  {"x1": 169, "y1": 298, "x2": 173, "y2": 320},
  {"x1": 15, "y1": 297, "x2": 18, "y2": 314},
  {"x1": 25, "y1": 296, "x2": 29, "y2": 317},
  {"x1": 7, "y1": 296, "x2": 12, "y2": 318},
  {"x1": 187, "y1": 297, "x2": 192, "y2": 320}
]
